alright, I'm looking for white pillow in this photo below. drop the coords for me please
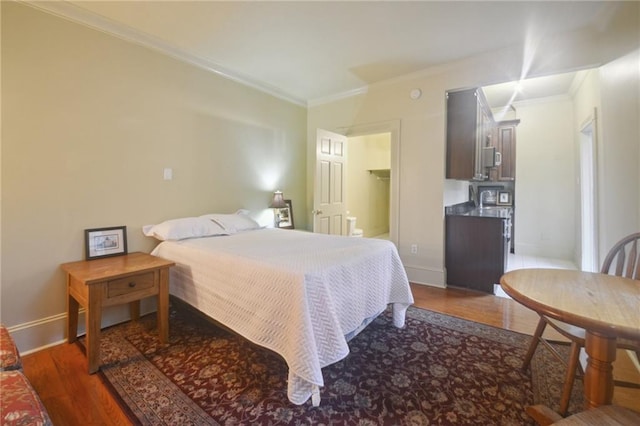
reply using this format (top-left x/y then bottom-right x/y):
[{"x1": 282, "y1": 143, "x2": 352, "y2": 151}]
[
  {"x1": 142, "y1": 217, "x2": 228, "y2": 241},
  {"x1": 200, "y1": 212, "x2": 261, "y2": 233}
]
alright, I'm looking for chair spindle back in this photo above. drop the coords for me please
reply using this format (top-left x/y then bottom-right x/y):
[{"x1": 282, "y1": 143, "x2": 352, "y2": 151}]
[{"x1": 600, "y1": 232, "x2": 640, "y2": 280}]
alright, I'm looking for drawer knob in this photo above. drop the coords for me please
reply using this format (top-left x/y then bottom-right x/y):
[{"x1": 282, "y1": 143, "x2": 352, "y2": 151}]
[{"x1": 128, "y1": 282, "x2": 136, "y2": 288}]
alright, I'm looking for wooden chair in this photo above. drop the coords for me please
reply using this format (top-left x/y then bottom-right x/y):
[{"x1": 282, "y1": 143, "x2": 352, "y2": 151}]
[
  {"x1": 526, "y1": 404, "x2": 640, "y2": 425},
  {"x1": 521, "y1": 232, "x2": 640, "y2": 416}
]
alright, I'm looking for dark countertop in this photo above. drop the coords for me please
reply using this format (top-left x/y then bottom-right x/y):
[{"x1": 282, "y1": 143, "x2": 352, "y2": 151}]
[{"x1": 445, "y1": 201, "x2": 512, "y2": 219}]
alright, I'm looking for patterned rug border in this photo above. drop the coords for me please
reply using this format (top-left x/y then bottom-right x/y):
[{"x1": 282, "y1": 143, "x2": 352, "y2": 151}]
[
  {"x1": 95, "y1": 304, "x2": 582, "y2": 425},
  {"x1": 98, "y1": 368, "x2": 142, "y2": 425},
  {"x1": 98, "y1": 328, "x2": 216, "y2": 425}
]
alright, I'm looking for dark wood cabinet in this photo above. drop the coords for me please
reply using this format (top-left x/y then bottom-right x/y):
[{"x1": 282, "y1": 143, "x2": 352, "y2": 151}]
[
  {"x1": 489, "y1": 120, "x2": 519, "y2": 182},
  {"x1": 445, "y1": 215, "x2": 508, "y2": 293},
  {"x1": 446, "y1": 88, "x2": 494, "y2": 180}
]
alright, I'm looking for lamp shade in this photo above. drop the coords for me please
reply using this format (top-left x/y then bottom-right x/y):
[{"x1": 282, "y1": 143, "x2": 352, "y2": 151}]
[{"x1": 270, "y1": 191, "x2": 287, "y2": 208}]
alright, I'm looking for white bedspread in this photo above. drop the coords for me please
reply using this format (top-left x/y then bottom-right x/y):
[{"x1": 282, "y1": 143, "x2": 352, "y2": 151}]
[{"x1": 151, "y1": 228, "x2": 414, "y2": 405}]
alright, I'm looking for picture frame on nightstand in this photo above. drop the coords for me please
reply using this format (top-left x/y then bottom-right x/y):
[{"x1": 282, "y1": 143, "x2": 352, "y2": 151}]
[
  {"x1": 276, "y1": 200, "x2": 294, "y2": 229},
  {"x1": 497, "y1": 191, "x2": 512, "y2": 206},
  {"x1": 84, "y1": 226, "x2": 128, "y2": 260}
]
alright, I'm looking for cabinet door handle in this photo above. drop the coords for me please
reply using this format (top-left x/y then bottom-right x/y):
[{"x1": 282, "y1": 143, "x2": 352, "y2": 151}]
[{"x1": 128, "y1": 282, "x2": 136, "y2": 288}]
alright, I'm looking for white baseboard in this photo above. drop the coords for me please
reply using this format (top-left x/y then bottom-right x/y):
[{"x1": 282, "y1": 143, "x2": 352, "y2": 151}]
[
  {"x1": 7, "y1": 311, "x2": 80, "y2": 356},
  {"x1": 493, "y1": 284, "x2": 512, "y2": 299},
  {"x1": 514, "y1": 242, "x2": 574, "y2": 260},
  {"x1": 405, "y1": 265, "x2": 445, "y2": 287},
  {"x1": 7, "y1": 299, "x2": 159, "y2": 355}
]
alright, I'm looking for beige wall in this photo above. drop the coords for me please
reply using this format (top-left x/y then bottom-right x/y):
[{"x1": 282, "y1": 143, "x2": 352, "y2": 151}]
[
  {"x1": 308, "y1": 2, "x2": 639, "y2": 286},
  {"x1": 508, "y1": 51, "x2": 640, "y2": 267},
  {"x1": 597, "y1": 50, "x2": 640, "y2": 254},
  {"x1": 1, "y1": 3, "x2": 306, "y2": 351},
  {"x1": 346, "y1": 133, "x2": 390, "y2": 237},
  {"x1": 512, "y1": 98, "x2": 576, "y2": 259},
  {"x1": 570, "y1": 51, "x2": 640, "y2": 264}
]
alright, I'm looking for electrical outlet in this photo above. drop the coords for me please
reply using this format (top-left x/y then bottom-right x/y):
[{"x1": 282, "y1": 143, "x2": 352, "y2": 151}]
[{"x1": 411, "y1": 244, "x2": 418, "y2": 254}]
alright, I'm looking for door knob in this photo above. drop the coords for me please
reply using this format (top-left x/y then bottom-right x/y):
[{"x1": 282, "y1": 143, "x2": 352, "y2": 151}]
[{"x1": 312, "y1": 210, "x2": 323, "y2": 215}]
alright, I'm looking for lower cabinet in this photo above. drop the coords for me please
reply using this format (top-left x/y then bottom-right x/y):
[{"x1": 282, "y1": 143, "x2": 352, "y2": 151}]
[{"x1": 445, "y1": 215, "x2": 508, "y2": 293}]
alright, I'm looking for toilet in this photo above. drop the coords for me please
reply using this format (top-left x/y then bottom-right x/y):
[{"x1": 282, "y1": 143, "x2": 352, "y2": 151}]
[{"x1": 346, "y1": 217, "x2": 363, "y2": 237}]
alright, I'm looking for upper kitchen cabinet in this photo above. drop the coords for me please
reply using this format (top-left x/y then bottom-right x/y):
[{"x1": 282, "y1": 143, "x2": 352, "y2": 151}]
[
  {"x1": 489, "y1": 120, "x2": 520, "y2": 182},
  {"x1": 446, "y1": 88, "x2": 494, "y2": 180}
]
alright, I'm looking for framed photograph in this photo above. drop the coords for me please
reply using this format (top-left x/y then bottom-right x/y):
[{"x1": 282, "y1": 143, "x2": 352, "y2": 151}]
[
  {"x1": 497, "y1": 191, "x2": 513, "y2": 206},
  {"x1": 84, "y1": 226, "x2": 128, "y2": 260},
  {"x1": 276, "y1": 200, "x2": 294, "y2": 229}
]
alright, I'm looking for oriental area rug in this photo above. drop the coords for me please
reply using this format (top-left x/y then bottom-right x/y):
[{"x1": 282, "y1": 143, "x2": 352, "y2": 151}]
[{"x1": 95, "y1": 302, "x2": 583, "y2": 425}]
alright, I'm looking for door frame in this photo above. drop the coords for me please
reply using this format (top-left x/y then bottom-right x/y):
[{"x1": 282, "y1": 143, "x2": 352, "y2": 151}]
[
  {"x1": 335, "y1": 120, "x2": 401, "y2": 246},
  {"x1": 579, "y1": 109, "x2": 599, "y2": 272}
]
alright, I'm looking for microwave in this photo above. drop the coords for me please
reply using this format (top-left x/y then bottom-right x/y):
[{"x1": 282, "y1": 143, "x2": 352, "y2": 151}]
[{"x1": 482, "y1": 146, "x2": 502, "y2": 168}]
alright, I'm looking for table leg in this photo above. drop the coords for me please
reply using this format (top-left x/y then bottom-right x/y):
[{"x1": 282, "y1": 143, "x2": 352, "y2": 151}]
[
  {"x1": 583, "y1": 331, "x2": 616, "y2": 409},
  {"x1": 129, "y1": 301, "x2": 140, "y2": 321},
  {"x1": 86, "y1": 285, "x2": 102, "y2": 374},
  {"x1": 67, "y1": 292, "x2": 79, "y2": 344},
  {"x1": 157, "y1": 267, "x2": 170, "y2": 344}
]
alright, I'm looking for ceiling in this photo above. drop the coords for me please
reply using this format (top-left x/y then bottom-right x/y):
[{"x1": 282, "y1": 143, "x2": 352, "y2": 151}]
[
  {"x1": 482, "y1": 70, "x2": 586, "y2": 109},
  {"x1": 33, "y1": 1, "x2": 614, "y2": 105}
]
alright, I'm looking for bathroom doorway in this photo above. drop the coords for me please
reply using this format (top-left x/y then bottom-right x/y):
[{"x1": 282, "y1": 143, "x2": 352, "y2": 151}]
[
  {"x1": 346, "y1": 132, "x2": 391, "y2": 239},
  {"x1": 336, "y1": 120, "x2": 400, "y2": 246}
]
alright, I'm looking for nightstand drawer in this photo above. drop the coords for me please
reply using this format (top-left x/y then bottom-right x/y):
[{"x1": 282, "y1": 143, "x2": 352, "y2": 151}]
[{"x1": 107, "y1": 272, "x2": 155, "y2": 298}]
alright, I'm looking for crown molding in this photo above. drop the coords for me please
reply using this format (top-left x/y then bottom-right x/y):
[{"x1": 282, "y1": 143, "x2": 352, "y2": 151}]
[
  {"x1": 21, "y1": 0, "x2": 307, "y2": 107},
  {"x1": 512, "y1": 93, "x2": 572, "y2": 108},
  {"x1": 307, "y1": 86, "x2": 370, "y2": 108}
]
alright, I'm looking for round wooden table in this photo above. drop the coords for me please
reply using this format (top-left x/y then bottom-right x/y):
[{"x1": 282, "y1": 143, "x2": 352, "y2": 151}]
[{"x1": 500, "y1": 268, "x2": 640, "y2": 410}]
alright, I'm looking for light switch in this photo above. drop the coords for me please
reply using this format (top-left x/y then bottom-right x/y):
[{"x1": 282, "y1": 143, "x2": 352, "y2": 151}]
[{"x1": 163, "y1": 168, "x2": 173, "y2": 180}]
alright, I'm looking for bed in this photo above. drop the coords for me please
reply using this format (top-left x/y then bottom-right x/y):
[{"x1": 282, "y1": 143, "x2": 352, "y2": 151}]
[{"x1": 145, "y1": 214, "x2": 414, "y2": 406}]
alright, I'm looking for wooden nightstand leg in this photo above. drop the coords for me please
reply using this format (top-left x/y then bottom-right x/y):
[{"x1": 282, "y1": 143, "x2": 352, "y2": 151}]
[
  {"x1": 129, "y1": 301, "x2": 140, "y2": 321},
  {"x1": 67, "y1": 293, "x2": 79, "y2": 344},
  {"x1": 157, "y1": 267, "x2": 170, "y2": 344},
  {"x1": 86, "y1": 286, "x2": 102, "y2": 374}
]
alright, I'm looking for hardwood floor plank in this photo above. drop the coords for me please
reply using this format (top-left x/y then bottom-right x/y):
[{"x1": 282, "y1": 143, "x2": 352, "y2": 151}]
[
  {"x1": 411, "y1": 283, "x2": 568, "y2": 339},
  {"x1": 20, "y1": 283, "x2": 638, "y2": 424},
  {"x1": 53, "y1": 343, "x2": 132, "y2": 425},
  {"x1": 22, "y1": 341, "x2": 133, "y2": 425}
]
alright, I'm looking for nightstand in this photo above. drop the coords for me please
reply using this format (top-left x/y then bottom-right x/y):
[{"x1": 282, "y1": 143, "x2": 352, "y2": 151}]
[{"x1": 61, "y1": 252, "x2": 175, "y2": 374}]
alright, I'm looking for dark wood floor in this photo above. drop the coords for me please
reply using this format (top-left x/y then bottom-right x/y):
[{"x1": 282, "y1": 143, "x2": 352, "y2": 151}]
[{"x1": 22, "y1": 284, "x2": 640, "y2": 425}]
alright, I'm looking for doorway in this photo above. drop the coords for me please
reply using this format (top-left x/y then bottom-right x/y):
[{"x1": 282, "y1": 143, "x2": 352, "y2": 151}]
[
  {"x1": 323, "y1": 120, "x2": 400, "y2": 245},
  {"x1": 579, "y1": 110, "x2": 598, "y2": 272},
  {"x1": 346, "y1": 132, "x2": 391, "y2": 239}
]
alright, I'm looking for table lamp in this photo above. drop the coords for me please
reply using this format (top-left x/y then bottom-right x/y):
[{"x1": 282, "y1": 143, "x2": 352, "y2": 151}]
[{"x1": 270, "y1": 190, "x2": 287, "y2": 227}]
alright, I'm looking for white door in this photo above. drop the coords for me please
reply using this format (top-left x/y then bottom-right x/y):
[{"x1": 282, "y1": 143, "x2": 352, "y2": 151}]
[{"x1": 314, "y1": 129, "x2": 348, "y2": 234}]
